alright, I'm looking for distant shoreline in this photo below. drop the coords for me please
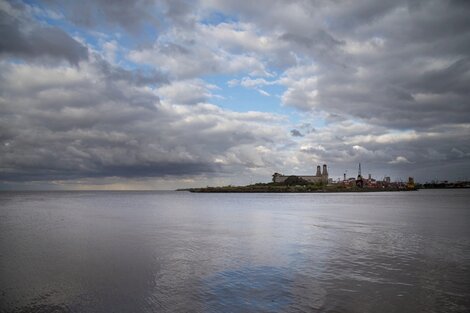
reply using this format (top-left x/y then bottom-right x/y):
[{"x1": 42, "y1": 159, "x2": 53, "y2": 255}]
[
  {"x1": 179, "y1": 189, "x2": 416, "y2": 193},
  {"x1": 178, "y1": 180, "x2": 470, "y2": 193},
  {"x1": 178, "y1": 184, "x2": 418, "y2": 193}
]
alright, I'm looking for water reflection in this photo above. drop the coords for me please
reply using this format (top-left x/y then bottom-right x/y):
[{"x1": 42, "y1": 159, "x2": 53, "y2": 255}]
[
  {"x1": 203, "y1": 266, "x2": 294, "y2": 312},
  {"x1": 1, "y1": 190, "x2": 469, "y2": 312}
]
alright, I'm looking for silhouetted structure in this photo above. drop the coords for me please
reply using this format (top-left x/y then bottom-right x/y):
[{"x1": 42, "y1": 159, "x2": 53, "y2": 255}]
[
  {"x1": 273, "y1": 164, "x2": 329, "y2": 185},
  {"x1": 356, "y1": 163, "x2": 364, "y2": 188}
]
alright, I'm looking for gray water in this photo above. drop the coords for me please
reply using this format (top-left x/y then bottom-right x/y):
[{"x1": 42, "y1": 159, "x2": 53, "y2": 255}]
[{"x1": 1, "y1": 190, "x2": 469, "y2": 313}]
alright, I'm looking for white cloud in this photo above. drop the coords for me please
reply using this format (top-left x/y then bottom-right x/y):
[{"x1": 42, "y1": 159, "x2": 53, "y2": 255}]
[
  {"x1": 128, "y1": 21, "x2": 274, "y2": 79},
  {"x1": 388, "y1": 156, "x2": 412, "y2": 164},
  {"x1": 277, "y1": 64, "x2": 319, "y2": 110},
  {"x1": 157, "y1": 79, "x2": 215, "y2": 105},
  {"x1": 0, "y1": 58, "x2": 297, "y2": 185},
  {"x1": 198, "y1": 22, "x2": 282, "y2": 53},
  {"x1": 102, "y1": 40, "x2": 118, "y2": 64}
]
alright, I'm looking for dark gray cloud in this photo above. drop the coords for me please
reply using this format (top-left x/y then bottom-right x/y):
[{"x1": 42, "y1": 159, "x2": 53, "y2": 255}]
[
  {"x1": 0, "y1": 8, "x2": 88, "y2": 64},
  {"x1": 0, "y1": 55, "x2": 285, "y2": 183},
  {"x1": 279, "y1": 1, "x2": 470, "y2": 130},
  {"x1": 290, "y1": 129, "x2": 303, "y2": 137},
  {"x1": 408, "y1": 58, "x2": 470, "y2": 96},
  {"x1": 0, "y1": 161, "x2": 220, "y2": 182},
  {"x1": 295, "y1": 120, "x2": 470, "y2": 181},
  {"x1": 279, "y1": 30, "x2": 344, "y2": 64},
  {"x1": 94, "y1": 57, "x2": 169, "y2": 86},
  {"x1": 43, "y1": 0, "x2": 157, "y2": 32},
  {"x1": 205, "y1": 0, "x2": 470, "y2": 129},
  {"x1": 43, "y1": 0, "x2": 195, "y2": 32}
]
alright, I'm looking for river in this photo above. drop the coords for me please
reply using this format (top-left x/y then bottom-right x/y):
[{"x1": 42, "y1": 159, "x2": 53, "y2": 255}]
[{"x1": 1, "y1": 189, "x2": 469, "y2": 312}]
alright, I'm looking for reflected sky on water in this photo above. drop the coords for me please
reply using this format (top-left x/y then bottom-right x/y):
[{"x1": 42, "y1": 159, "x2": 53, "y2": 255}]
[{"x1": 1, "y1": 190, "x2": 469, "y2": 312}]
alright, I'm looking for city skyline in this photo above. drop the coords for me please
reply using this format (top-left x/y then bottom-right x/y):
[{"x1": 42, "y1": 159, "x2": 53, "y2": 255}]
[{"x1": 1, "y1": 0, "x2": 469, "y2": 190}]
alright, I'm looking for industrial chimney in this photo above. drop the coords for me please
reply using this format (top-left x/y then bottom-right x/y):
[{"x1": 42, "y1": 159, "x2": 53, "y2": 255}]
[
  {"x1": 322, "y1": 164, "x2": 328, "y2": 176},
  {"x1": 316, "y1": 165, "x2": 321, "y2": 176}
]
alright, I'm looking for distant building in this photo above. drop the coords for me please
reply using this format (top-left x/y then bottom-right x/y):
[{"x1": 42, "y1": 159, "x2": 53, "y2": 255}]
[
  {"x1": 273, "y1": 164, "x2": 329, "y2": 185},
  {"x1": 356, "y1": 163, "x2": 364, "y2": 188}
]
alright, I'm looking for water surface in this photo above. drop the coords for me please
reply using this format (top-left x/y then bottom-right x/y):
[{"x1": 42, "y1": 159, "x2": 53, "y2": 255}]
[{"x1": 1, "y1": 190, "x2": 469, "y2": 312}]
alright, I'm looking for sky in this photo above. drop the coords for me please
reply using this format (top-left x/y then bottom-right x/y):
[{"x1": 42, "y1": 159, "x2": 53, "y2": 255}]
[{"x1": 0, "y1": 0, "x2": 469, "y2": 190}]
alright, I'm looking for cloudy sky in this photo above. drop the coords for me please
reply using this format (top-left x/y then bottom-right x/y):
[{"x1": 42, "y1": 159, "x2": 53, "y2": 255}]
[{"x1": 1, "y1": 0, "x2": 469, "y2": 190}]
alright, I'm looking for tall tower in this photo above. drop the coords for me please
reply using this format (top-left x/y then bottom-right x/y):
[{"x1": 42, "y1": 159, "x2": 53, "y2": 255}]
[
  {"x1": 356, "y1": 163, "x2": 364, "y2": 188},
  {"x1": 322, "y1": 164, "x2": 329, "y2": 184},
  {"x1": 316, "y1": 165, "x2": 321, "y2": 176},
  {"x1": 322, "y1": 164, "x2": 328, "y2": 176}
]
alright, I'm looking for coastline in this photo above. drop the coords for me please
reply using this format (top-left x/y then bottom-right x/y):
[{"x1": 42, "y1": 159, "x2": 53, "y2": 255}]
[{"x1": 178, "y1": 185, "x2": 418, "y2": 193}]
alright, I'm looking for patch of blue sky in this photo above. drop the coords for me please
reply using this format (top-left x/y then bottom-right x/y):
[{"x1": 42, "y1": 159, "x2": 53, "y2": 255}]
[
  {"x1": 204, "y1": 74, "x2": 302, "y2": 124},
  {"x1": 23, "y1": 4, "x2": 107, "y2": 53},
  {"x1": 34, "y1": 21, "x2": 155, "y2": 73},
  {"x1": 84, "y1": 22, "x2": 160, "y2": 50},
  {"x1": 26, "y1": 0, "x2": 163, "y2": 49},
  {"x1": 290, "y1": 111, "x2": 322, "y2": 129},
  {"x1": 200, "y1": 11, "x2": 238, "y2": 26},
  {"x1": 25, "y1": 2, "x2": 79, "y2": 33},
  {"x1": 2, "y1": 57, "x2": 28, "y2": 65},
  {"x1": 23, "y1": 0, "x2": 62, "y2": 23},
  {"x1": 311, "y1": 117, "x2": 328, "y2": 131}
]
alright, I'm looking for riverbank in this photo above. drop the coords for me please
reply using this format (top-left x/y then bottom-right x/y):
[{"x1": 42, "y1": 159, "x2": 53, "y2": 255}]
[{"x1": 179, "y1": 183, "x2": 417, "y2": 193}]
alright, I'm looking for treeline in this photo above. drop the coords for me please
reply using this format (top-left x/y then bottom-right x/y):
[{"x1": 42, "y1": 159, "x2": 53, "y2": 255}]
[
  {"x1": 183, "y1": 182, "x2": 410, "y2": 193},
  {"x1": 421, "y1": 181, "x2": 470, "y2": 189}
]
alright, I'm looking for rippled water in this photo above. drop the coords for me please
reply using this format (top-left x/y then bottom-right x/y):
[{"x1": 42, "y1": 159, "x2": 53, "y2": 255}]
[{"x1": 1, "y1": 189, "x2": 470, "y2": 312}]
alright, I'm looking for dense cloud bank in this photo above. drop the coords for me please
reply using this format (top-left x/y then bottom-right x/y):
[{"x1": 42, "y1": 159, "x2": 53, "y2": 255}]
[
  {"x1": 0, "y1": 0, "x2": 469, "y2": 188},
  {"x1": 0, "y1": 2, "x2": 88, "y2": 64},
  {"x1": 0, "y1": 58, "x2": 288, "y2": 182}
]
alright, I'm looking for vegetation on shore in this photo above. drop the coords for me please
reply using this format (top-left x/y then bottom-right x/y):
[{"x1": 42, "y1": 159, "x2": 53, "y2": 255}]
[{"x1": 178, "y1": 182, "x2": 416, "y2": 193}]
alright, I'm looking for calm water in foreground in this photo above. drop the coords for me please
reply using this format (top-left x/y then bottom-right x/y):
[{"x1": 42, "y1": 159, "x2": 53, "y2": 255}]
[{"x1": 1, "y1": 189, "x2": 469, "y2": 313}]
